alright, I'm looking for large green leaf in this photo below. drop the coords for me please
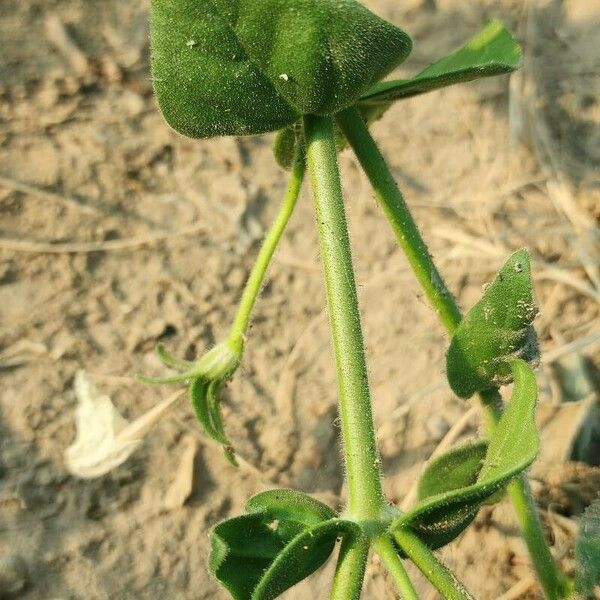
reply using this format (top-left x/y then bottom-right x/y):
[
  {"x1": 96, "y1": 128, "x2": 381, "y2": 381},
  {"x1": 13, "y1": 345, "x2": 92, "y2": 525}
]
[
  {"x1": 392, "y1": 360, "x2": 539, "y2": 551},
  {"x1": 446, "y1": 249, "x2": 539, "y2": 399},
  {"x1": 576, "y1": 500, "x2": 600, "y2": 595},
  {"x1": 359, "y1": 20, "x2": 521, "y2": 107},
  {"x1": 210, "y1": 489, "x2": 357, "y2": 599},
  {"x1": 151, "y1": 0, "x2": 411, "y2": 139}
]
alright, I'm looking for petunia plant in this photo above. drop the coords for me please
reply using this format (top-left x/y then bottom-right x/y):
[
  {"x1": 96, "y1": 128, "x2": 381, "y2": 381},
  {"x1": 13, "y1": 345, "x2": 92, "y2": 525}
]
[{"x1": 113, "y1": 1, "x2": 593, "y2": 598}]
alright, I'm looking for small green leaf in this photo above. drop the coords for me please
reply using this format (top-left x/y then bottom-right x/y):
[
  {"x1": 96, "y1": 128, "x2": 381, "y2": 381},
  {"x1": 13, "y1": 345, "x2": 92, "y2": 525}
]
[
  {"x1": 392, "y1": 360, "x2": 539, "y2": 550},
  {"x1": 417, "y1": 441, "x2": 488, "y2": 501},
  {"x1": 246, "y1": 488, "x2": 336, "y2": 526},
  {"x1": 210, "y1": 489, "x2": 357, "y2": 599},
  {"x1": 576, "y1": 500, "x2": 600, "y2": 595},
  {"x1": 446, "y1": 249, "x2": 539, "y2": 399},
  {"x1": 360, "y1": 20, "x2": 521, "y2": 106},
  {"x1": 253, "y1": 519, "x2": 359, "y2": 600},
  {"x1": 151, "y1": 0, "x2": 412, "y2": 138},
  {"x1": 155, "y1": 343, "x2": 194, "y2": 370},
  {"x1": 273, "y1": 127, "x2": 299, "y2": 170},
  {"x1": 210, "y1": 513, "x2": 284, "y2": 600},
  {"x1": 189, "y1": 377, "x2": 234, "y2": 458}
]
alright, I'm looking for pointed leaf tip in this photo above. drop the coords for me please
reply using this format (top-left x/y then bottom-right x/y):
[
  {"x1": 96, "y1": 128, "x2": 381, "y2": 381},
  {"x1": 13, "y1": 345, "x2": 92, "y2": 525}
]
[
  {"x1": 360, "y1": 20, "x2": 521, "y2": 107},
  {"x1": 446, "y1": 249, "x2": 539, "y2": 399}
]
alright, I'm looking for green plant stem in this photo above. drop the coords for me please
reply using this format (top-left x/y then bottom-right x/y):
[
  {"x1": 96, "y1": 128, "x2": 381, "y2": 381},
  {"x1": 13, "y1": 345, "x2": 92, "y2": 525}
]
[
  {"x1": 373, "y1": 535, "x2": 419, "y2": 600},
  {"x1": 336, "y1": 109, "x2": 462, "y2": 333},
  {"x1": 337, "y1": 106, "x2": 569, "y2": 600},
  {"x1": 393, "y1": 528, "x2": 473, "y2": 600},
  {"x1": 228, "y1": 149, "x2": 305, "y2": 349},
  {"x1": 330, "y1": 535, "x2": 370, "y2": 600},
  {"x1": 304, "y1": 113, "x2": 385, "y2": 521}
]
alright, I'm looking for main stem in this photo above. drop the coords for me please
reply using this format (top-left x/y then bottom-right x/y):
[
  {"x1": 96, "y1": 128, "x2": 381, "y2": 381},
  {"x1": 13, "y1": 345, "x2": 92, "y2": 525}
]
[
  {"x1": 305, "y1": 113, "x2": 384, "y2": 521},
  {"x1": 228, "y1": 149, "x2": 306, "y2": 347},
  {"x1": 337, "y1": 107, "x2": 569, "y2": 600}
]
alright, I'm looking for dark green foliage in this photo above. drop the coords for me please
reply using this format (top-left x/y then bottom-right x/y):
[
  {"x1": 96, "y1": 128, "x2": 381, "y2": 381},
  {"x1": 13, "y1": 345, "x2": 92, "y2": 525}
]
[
  {"x1": 576, "y1": 500, "x2": 600, "y2": 596},
  {"x1": 151, "y1": 0, "x2": 411, "y2": 138},
  {"x1": 210, "y1": 489, "x2": 358, "y2": 599},
  {"x1": 446, "y1": 249, "x2": 539, "y2": 399},
  {"x1": 393, "y1": 360, "x2": 539, "y2": 550}
]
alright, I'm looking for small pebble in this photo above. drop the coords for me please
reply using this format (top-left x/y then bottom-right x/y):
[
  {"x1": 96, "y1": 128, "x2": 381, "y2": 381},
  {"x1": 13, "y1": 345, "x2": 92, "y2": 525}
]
[{"x1": 0, "y1": 554, "x2": 29, "y2": 597}]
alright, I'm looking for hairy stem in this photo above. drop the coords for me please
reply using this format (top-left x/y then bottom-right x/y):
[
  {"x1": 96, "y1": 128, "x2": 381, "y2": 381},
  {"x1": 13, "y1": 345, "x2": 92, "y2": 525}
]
[
  {"x1": 304, "y1": 113, "x2": 384, "y2": 522},
  {"x1": 336, "y1": 109, "x2": 461, "y2": 332},
  {"x1": 337, "y1": 107, "x2": 569, "y2": 599},
  {"x1": 228, "y1": 148, "x2": 305, "y2": 349},
  {"x1": 330, "y1": 535, "x2": 370, "y2": 600},
  {"x1": 373, "y1": 535, "x2": 419, "y2": 600},
  {"x1": 394, "y1": 528, "x2": 473, "y2": 600}
]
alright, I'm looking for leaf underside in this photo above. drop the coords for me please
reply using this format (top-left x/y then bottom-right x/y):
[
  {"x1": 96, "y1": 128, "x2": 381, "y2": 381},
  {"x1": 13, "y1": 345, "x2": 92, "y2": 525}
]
[
  {"x1": 446, "y1": 249, "x2": 539, "y2": 399},
  {"x1": 210, "y1": 489, "x2": 357, "y2": 600},
  {"x1": 393, "y1": 360, "x2": 539, "y2": 551},
  {"x1": 151, "y1": 0, "x2": 411, "y2": 138}
]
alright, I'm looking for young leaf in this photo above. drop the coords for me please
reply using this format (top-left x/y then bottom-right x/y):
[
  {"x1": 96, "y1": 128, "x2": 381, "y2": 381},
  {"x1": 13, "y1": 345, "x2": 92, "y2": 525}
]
[
  {"x1": 246, "y1": 489, "x2": 336, "y2": 525},
  {"x1": 392, "y1": 360, "x2": 539, "y2": 550},
  {"x1": 417, "y1": 441, "x2": 488, "y2": 501},
  {"x1": 210, "y1": 513, "x2": 284, "y2": 599},
  {"x1": 446, "y1": 249, "x2": 539, "y2": 399},
  {"x1": 359, "y1": 20, "x2": 521, "y2": 107},
  {"x1": 252, "y1": 519, "x2": 360, "y2": 600},
  {"x1": 273, "y1": 127, "x2": 299, "y2": 170},
  {"x1": 210, "y1": 488, "x2": 357, "y2": 599},
  {"x1": 151, "y1": 0, "x2": 412, "y2": 138},
  {"x1": 576, "y1": 500, "x2": 600, "y2": 596}
]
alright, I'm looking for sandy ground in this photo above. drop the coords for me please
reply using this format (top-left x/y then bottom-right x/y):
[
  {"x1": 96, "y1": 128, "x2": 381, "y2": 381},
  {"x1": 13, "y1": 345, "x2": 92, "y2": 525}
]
[{"x1": 0, "y1": 0, "x2": 599, "y2": 598}]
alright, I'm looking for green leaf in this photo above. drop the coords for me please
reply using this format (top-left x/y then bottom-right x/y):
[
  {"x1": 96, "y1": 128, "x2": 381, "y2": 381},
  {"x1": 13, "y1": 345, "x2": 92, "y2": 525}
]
[
  {"x1": 246, "y1": 488, "x2": 336, "y2": 526},
  {"x1": 417, "y1": 441, "x2": 488, "y2": 501},
  {"x1": 188, "y1": 377, "x2": 237, "y2": 465},
  {"x1": 210, "y1": 513, "x2": 284, "y2": 599},
  {"x1": 576, "y1": 500, "x2": 600, "y2": 596},
  {"x1": 392, "y1": 360, "x2": 539, "y2": 550},
  {"x1": 360, "y1": 20, "x2": 521, "y2": 107},
  {"x1": 253, "y1": 519, "x2": 359, "y2": 600},
  {"x1": 273, "y1": 127, "x2": 299, "y2": 170},
  {"x1": 446, "y1": 249, "x2": 539, "y2": 399},
  {"x1": 151, "y1": 0, "x2": 412, "y2": 138},
  {"x1": 210, "y1": 489, "x2": 357, "y2": 599}
]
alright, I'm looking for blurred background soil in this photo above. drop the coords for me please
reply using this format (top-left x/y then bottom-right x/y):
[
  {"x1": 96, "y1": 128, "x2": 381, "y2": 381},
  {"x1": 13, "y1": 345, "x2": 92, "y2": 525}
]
[{"x1": 0, "y1": 0, "x2": 599, "y2": 598}]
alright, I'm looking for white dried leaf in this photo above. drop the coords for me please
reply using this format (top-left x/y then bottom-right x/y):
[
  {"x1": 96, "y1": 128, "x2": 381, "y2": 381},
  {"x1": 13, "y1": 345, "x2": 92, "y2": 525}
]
[{"x1": 65, "y1": 370, "x2": 183, "y2": 479}]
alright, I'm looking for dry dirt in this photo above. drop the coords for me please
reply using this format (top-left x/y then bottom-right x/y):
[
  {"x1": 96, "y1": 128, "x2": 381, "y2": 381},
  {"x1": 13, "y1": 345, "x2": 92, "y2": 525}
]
[{"x1": 0, "y1": 0, "x2": 599, "y2": 599}]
